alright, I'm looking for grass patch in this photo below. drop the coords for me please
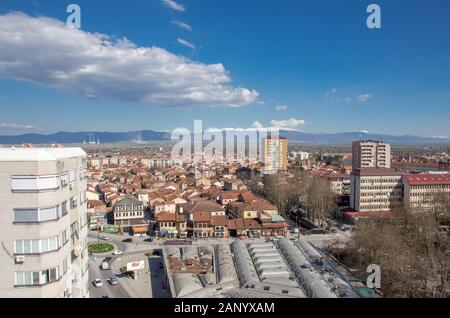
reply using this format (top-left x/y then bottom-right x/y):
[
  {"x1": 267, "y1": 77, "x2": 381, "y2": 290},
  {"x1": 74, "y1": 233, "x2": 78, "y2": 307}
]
[{"x1": 89, "y1": 243, "x2": 114, "y2": 254}]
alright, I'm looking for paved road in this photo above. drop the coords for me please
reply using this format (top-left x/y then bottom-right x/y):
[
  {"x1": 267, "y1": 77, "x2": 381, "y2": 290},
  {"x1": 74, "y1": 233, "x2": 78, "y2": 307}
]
[
  {"x1": 88, "y1": 257, "x2": 130, "y2": 298},
  {"x1": 88, "y1": 231, "x2": 164, "y2": 298}
]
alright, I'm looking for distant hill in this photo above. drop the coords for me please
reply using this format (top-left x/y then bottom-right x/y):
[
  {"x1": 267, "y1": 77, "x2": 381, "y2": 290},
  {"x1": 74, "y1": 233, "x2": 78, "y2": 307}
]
[
  {"x1": 0, "y1": 130, "x2": 170, "y2": 145},
  {"x1": 0, "y1": 130, "x2": 448, "y2": 145}
]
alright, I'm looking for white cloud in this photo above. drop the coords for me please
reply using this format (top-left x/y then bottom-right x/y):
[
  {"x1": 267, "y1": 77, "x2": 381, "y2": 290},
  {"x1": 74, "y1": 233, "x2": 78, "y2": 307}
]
[
  {"x1": 325, "y1": 88, "x2": 337, "y2": 96},
  {"x1": 0, "y1": 123, "x2": 36, "y2": 129},
  {"x1": 177, "y1": 38, "x2": 196, "y2": 49},
  {"x1": 161, "y1": 0, "x2": 185, "y2": 12},
  {"x1": 270, "y1": 118, "x2": 305, "y2": 130},
  {"x1": 357, "y1": 94, "x2": 373, "y2": 102},
  {"x1": 251, "y1": 121, "x2": 264, "y2": 129},
  {"x1": 275, "y1": 104, "x2": 288, "y2": 111},
  {"x1": 0, "y1": 12, "x2": 258, "y2": 109},
  {"x1": 171, "y1": 20, "x2": 192, "y2": 32}
]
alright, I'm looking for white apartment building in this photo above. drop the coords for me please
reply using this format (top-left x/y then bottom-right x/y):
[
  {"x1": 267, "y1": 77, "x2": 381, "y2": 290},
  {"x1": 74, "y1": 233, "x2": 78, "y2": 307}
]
[
  {"x1": 0, "y1": 147, "x2": 89, "y2": 298},
  {"x1": 352, "y1": 140, "x2": 391, "y2": 169},
  {"x1": 403, "y1": 173, "x2": 450, "y2": 212},
  {"x1": 350, "y1": 168, "x2": 403, "y2": 212}
]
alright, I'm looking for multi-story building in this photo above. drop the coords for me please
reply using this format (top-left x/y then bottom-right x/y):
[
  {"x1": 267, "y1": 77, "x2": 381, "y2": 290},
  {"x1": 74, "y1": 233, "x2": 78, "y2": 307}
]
[
  {"x1": 0, "y1": 147, "x2": 89, "y2": 298},
  {"x1": 352, "y1": 140, "x2": 391, "y2": 169},
  {"x1": 263, "y1": 136, "x2": 288, "y2": 173},
  {"x1": 403, "y1": 173, "x2": 450, "y2": 212},
  {"x1": 350, "y1": 168, "x2": 403, "y2": 212},
  {"x1": 111, "y1": 197, "x2": 146, "y2": 231}
]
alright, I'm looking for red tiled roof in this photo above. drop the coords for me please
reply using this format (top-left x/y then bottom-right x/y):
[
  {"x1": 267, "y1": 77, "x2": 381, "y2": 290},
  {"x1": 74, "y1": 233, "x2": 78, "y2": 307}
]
[
  {"x1": 403, "y1": 173, "x2": 450, "y2": 186},
  {"x1": 192, "y1": 211, "x2": 211, "y2": 222},
  {"x1": 352, "y1": 168, "x2": 401, "y2": 176},
  {"x1": 211, "y1": 215, "x2": 228, "y2": 226},
  {"x1": 344, "y1": 210, "x2": 395, "y2": 219},
  {"x1": 239, "y1": 192, "x2": 258, "y2": 203},
  {"x1": 156, "y1": 212, "x2": 187, "y2": 222}
]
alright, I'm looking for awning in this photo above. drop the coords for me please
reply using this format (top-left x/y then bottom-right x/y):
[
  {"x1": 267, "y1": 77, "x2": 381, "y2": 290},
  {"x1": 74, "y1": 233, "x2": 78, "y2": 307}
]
[{"x1": 132, "y1": 226, "x2": 148, "y2": 233}]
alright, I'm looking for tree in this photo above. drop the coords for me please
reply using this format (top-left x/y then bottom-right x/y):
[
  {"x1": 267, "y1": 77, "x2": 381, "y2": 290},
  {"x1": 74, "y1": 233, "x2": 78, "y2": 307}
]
[{"x1": 331, "y1": 202, "x2": 450, "y2": 298}]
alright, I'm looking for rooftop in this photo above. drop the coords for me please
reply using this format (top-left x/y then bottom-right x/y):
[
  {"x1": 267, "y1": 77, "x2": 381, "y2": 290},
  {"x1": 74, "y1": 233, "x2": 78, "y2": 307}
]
[
  {"x1": 403, "y1": 173, "x2": 450, "y2": 186},
  {"x1": 0, "y1": 147, "x2": 86, "y2": 161}
]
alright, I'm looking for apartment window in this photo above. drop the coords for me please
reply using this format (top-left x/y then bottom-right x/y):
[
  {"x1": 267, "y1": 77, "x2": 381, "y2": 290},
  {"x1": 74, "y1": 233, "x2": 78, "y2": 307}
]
[
  {"x1": 13, "y1": 205, "x2": 60, "y2": 224},
  {"x1": 40, "y1": 206, "x2": 58, "y2": 222},
  {"x1": 68, "y1": 170, "x2": 76, "y2": 183},
  {"x1": 11, "y1": 175, "x2": 59, "y2": 192},
  {"x1": 15, "y1": 236, "x2": 59, "y2": 254},
  {"x1": 61, "y1": 201, "x2": 68, "y2": 216},
  {"x1": 15, "y1": 272, "x2": 40, "y2": 286},
  {"x1": 62, "y1": 258, "x2": 68, "y2": 274},
  {"x1": 16, "y1": 267, "x2": 59, "y2": 286},
  {"x1": 60, "y1": 173, "x2": 68, "y2": 186},
  {"x1": 62, "y1": 229, "x2": 69, "y2": 245},
  {"x1": 13, "y1": 208, "x2": 39, "y2": 223}
]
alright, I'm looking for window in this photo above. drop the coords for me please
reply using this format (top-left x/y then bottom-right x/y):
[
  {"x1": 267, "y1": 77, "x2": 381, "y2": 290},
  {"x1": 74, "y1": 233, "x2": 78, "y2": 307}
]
[
  {"x1": 15, "y1": 267, "x2": 59, "y2": 286},
  {"x1": 40, "y1": 206, "x2": 58, "y2": 222},
  {"x1": 62, "y1": 258, "x2": 68, "y2": 274},
  {"x1": 15, "y1": 272, "x2": 40, "y2": 286},
  {"x1": 13, "y1": 209, "x2": 39, "y2": 223},
  {"x1": 15, "y1": 236, "x2": 59, "y2": 254},
  {"x1": 60, "y1": 173, "x2": 68, "y2": 186},
  {"x1": 61, "y1": 201, "x2": 68, "y2": 216},
  {"x1": 69, "y1": 170, "x2": 76, "y2": 183},
  {"x1": 13, "y1": 206, "x2": 59, "y2": 223},
  {"x1": 62, "y1": 229, "x2": 68, "y2": 245},
  {"x1": 11, "y1": 175, "x2": 59, "y2": 191}
]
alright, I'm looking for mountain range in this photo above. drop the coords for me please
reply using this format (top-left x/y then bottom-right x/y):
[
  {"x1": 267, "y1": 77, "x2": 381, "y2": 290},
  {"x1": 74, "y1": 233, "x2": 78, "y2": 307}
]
[{"x1": 0, "y1": 130, "x2": 449, "y2": 145}]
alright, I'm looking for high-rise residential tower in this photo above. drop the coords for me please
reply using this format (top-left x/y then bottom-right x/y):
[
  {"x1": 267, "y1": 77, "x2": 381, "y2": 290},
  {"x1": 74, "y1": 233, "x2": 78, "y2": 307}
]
[
  {"x1": 263, "y1": 136, "x2": 288, "y2": 173},
  {"x1": 0, "y1": 147, "x2": 89, "y2": 298},
  {"x1": 352, "y1": 140, "x2": 391, "y2": 169}
]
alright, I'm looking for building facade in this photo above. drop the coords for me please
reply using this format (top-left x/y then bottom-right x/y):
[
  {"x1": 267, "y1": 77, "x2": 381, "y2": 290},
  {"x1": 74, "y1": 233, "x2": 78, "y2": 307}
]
[
  {"x1": 112, "y1": 197, "x2": 146, "y2": 231},
  {"x1": 350, "y1": 168, "x2": 403, "y2": 212},
  {"x1": 403, "y1": 173, "x2": 450, "y2": 212},
  {"x1": 0, "y1": 147, "x2": 89, "y2": 298},
  {"x1": 352, "y1": 140, "x2": 391, "y2": 169},
  {"x1": 263, "y1": 136, "x2": 288, "y2": 173}
]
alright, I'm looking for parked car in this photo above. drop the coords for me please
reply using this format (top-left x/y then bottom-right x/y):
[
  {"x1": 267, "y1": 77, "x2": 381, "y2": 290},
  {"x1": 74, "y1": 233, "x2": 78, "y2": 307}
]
[
  {"x1": 93, "y1": 279, "x2": 103, "y2": 288},
  {"x1": 112, "y1": 250, "x2": 123, "y2": 255},
  {"x1": 122, "y1": 238, "x2": 133, "y2": 243},
  {"x1": 109, "y1": 276, "x2": 119, "y2": 285},
  {"x1": 144, "y1": 238, "x2": 153, "y2": 243}
]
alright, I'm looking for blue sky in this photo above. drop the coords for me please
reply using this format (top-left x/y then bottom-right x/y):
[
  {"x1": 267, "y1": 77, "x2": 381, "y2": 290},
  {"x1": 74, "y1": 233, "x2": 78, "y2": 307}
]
[{"x1": 0, "y1": 0, "x2": 449, "y2": 136}]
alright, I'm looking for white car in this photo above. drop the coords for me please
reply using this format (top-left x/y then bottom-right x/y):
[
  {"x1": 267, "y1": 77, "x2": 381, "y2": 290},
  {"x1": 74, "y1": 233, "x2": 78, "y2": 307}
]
[
  {"x1": 112, "y1": 250, "x2": 123, "y2": 255},
  {"x1": 93, "y1": 279, "x2": 103, "y2": 288},
  {"x1": 100, "y1": 235, "x2": 110, "y2": 241}
]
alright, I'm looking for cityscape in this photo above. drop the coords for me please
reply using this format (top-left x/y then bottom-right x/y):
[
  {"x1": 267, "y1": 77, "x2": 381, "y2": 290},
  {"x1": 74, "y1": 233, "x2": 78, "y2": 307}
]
[{"x1": 0, "y1": 0, "x2": 449, "y2": 306}]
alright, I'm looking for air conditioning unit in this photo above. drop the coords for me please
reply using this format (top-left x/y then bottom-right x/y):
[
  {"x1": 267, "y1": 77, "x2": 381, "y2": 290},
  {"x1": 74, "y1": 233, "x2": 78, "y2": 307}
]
[{"x1": 15, "y1": 256, "x2": 26, "y2": 264}]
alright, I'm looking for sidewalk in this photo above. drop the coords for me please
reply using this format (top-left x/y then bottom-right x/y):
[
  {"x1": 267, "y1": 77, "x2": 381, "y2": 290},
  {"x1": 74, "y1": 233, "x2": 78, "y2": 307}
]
[{"x1": 111, "y1": 253, "x2": 152, "y2": 298}]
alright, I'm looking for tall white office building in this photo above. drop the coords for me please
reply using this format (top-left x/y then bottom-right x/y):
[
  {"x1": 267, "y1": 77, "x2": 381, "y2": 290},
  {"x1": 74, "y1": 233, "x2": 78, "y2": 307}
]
[{"x1": 0, "y1": 147, "x2": 89, "y2": 298}]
